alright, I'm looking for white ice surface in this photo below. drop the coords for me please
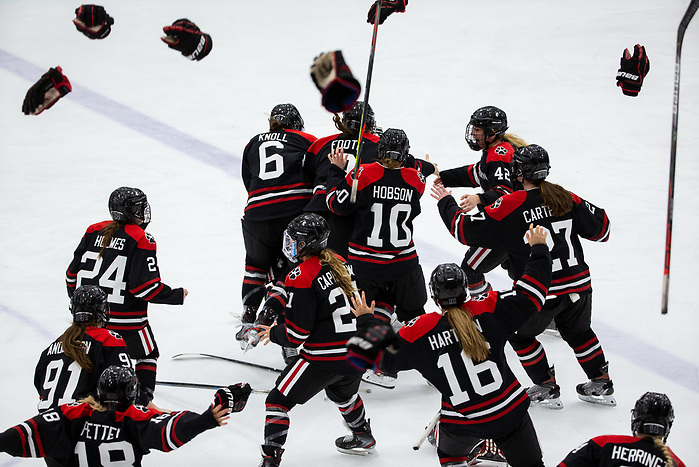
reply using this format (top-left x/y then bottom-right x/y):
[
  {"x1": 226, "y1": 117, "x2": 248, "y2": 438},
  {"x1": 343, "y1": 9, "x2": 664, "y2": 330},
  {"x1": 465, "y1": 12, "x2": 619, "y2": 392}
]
[{"x1": 0, "y1": 1, "x2": 698, "y2": 465}]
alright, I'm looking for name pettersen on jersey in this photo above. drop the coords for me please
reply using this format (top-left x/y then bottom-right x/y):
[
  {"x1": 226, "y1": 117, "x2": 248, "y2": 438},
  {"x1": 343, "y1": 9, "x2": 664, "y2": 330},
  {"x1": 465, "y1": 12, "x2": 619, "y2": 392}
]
[{"x1": 373, "y1": 185, "x2": 414, "y2": 202}]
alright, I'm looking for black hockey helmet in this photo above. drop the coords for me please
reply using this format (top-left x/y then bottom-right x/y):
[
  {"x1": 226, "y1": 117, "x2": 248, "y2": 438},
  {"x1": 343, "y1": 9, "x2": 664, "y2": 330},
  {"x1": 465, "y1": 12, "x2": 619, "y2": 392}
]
[
  {"x1": 270, "y1": 103, "x2": 304, "y2": 131},
  {"x1": 512, "y1": 144, "x2": 550, "y2": 182},
  {"x1": 108, "y1": 187, "x2": 151, "y2": 226},
  {"x1": 465, "y1": 106, "x2": 508, "y2": 151},
  {"x1": 429, "y1": 263, "x2": 467, "y2": 308},
  {"x1": 71, "y1": 285, "x2": 109, "y2": 325},
  {"x1": 342, "y1": 101, "x2": 376, "y2": 134},
  {"x1": 631, "y1": 392, "x2": 675, "y2": 442},
  {"x1": 283, "y1": 213, "x2": 330, "y2": 262},
  {"x1": 378, "y1": 128, "x2": 409, "y2": 164},
  {"x1": 97, "y1": 366, "x2": 139, "y2": 411}
]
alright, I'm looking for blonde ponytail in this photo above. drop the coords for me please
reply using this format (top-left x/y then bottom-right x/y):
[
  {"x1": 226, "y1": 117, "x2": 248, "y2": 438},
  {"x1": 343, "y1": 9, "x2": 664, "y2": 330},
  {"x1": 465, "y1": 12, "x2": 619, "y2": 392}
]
[
  {"x1": 444, "y1": 305, "x2": 490, "y2": 362},
  {"x1": 503, "y1": 133, "x2": 528, "y2": 149},
  {"x1": 318, "y1": 249, "x2": 356, "y2": 297},
  {"x1": 648, "y1": 436, "x2": 675, "y2": 467}
]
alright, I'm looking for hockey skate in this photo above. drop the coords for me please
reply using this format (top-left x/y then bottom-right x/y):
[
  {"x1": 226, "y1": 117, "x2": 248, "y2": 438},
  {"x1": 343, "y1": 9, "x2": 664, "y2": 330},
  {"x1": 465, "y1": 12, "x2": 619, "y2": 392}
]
[
  {"x1": 335, "y1": 420, "x2": 376, "y2": 455},
  {"x1": 467, "y1": 439, "x2": 508, "y2": 466},
  {"x1": 362, "y1": 369, "x2": 396, "y2": 389},
  {"x1": 542, "y1": 319, "x2": 560, "y2": 337},
  {"x1": 281, "y1": 346, "x2": 299, "y2": 364},
  {"x1": 234, "y1": 306, "x2": 257, "y2": 341},
  {"x1": 526, "y1": 366, "x2": 563, "y2": 410},
  {"x1": 259, "y1": 446, "x2": 283, "y2": 467},
  {"x1": 576, "y1": 363, "x2": 616, "y2": 406}
]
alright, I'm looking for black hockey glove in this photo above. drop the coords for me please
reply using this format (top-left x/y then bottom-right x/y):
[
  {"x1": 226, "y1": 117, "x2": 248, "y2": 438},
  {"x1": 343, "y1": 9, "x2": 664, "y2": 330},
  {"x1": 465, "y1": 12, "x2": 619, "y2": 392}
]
[
  {"x1": 616, "y1": 44, "x2": 650, "y2": 97},
  {"x1": 73, "y1": 5, "x2": 114, "y2": 39},
  {"x1": 367, "y1": 0, "x2": 408, "y2": 25},
  {"x1": 22, "y1": 67, "x2": 72, "y2": 116},
  {"x1": 346, "y1": 323, "x2": 400, "y2": 371},
  {"x1": 311, "y1": 51, "x2": 361, "y2": 113},
  {"x1": 161, "y1": 19, "x2": 213, "y2": 61},
  {"x1": 213, "y1": 383, "x2": 252, "y2": 413}
]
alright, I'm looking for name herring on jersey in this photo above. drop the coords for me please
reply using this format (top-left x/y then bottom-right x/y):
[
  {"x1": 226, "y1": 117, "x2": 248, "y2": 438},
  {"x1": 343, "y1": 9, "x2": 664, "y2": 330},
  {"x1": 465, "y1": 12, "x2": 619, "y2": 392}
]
[
  {"x1": 379, "y1": 243, "x2": 552, "y2": 439},
  {"x1": 437, "y1": 188, "x2": 610, "y2": 296}
]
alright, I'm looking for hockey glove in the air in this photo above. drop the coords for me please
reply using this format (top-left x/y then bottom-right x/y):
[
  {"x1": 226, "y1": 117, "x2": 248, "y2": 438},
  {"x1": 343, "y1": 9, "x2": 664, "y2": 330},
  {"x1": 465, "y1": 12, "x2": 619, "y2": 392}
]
[
  {"x1": 367, "y1": 0, "x2": 408, "y2": 25},
  {"x1": 346, "y1": 323, "x2": 400, "y2": 371},
  {"x1": 616, "y1": 44, "x2": 650, "y2": 97},
  {"x1": 22, "y1": 67, "x2": 72, "y2": 116},
  {"x1": 73, "y1": 5, "x2": 114, "y2": 39},
  {"x1": 161, "y1": 19, "x2": 213, "y2": 61},
  {"x1": 213, "y1": 383, "x2": 252, "y2": 413},
  {"x1": 311, "y1": 51, "x2": 361, "y2": 113}
]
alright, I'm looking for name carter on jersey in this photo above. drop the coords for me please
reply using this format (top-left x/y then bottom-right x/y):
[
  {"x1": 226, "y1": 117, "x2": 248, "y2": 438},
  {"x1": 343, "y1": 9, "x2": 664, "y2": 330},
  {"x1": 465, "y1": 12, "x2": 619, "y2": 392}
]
[{"x1": 522, "y1": 205, "x2": 553, "y2": 224}]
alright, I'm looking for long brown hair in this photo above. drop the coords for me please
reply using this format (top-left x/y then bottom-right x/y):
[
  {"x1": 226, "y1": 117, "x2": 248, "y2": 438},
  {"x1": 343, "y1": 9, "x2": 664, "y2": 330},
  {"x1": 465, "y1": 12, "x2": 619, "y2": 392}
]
[
  {"x1": 59, "y1": 321, "x2": 99, "y2": 372},
  {"x1": 443, "y1": 305, "x2": 490, "y2": 362},
  {"x1": 269, "y1": 118, "x2": 286, "y2": 131},
  {"x1": 318, "y1": 249, "x2": 355, "y2": 297},
  {"x1": 333, "y1": 114, "x2": 358, "y2": 137},
  {"x1": 98, "y1": 221, "x2": 123, "y2": 259},
  {"x1": 532, "y1": 180, "x2": 574, "y2": 217}
]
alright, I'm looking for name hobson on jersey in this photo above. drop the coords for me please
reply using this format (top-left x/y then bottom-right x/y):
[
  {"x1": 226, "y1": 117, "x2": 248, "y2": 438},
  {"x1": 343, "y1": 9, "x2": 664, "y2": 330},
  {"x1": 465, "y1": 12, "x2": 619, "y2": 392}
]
[{"x1": 373, "y1": 185, "x2": 413, "y2": 202}]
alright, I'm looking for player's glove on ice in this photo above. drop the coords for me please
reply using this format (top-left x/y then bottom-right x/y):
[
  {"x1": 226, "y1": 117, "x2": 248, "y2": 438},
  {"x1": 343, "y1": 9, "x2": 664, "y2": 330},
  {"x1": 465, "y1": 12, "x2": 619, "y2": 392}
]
[
  {"x1": 161, "y1": 19, "x2": 213, "y2": 61},
  {"x1": 214, "y1": 383, "x2": 252, "y2": 413},
  {"x1": 616, "y1": 44, "x2": 650, "y2": 97},
  {"x1": 367, "y1": 0, "x2": 407, "y2": 25},
  {"x1": 73, "y1": 5, "x2": 114, "y2": 39},
  {"x1": 311, "y1": 51, "x2": 361, "y2": 113},
  {"x1": 346, "y1": 323, "x2": 399, "y2": 371},
  {"x1": 22, "y1": 67, "x2": 72, "y2": 116}
]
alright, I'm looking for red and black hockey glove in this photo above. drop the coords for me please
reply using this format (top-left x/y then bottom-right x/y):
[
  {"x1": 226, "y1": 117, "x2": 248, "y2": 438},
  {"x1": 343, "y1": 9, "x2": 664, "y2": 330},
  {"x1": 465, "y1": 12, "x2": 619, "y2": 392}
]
[
  {"x1": 73, "y1": 5, "x2": 114, "y2": 39},
  {"x1": 616, "y1": 44, "x2": 650, "y2": 97},
  {"x1": 22, "y1": 67, "x2": 72, "y2": 116},
  {"x1": 346, "y1": 323, "x2": 399, "y2": 371},
  {"x1": 367, "y1": 0, "x2": 408, "y2": 25},
  {"x1": 311, "y1": 51, "x2": 361, "y2": 113},
  {"x1": 213, "y1": 383, "x2": 252, "y2": 413},
  {"x1": 161, "y1": 19, "x2": 213, "y2": 61}
]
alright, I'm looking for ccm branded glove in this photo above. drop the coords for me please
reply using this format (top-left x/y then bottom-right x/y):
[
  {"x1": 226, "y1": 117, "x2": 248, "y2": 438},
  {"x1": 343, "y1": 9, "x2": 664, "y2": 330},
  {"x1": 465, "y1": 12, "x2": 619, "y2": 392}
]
[
  {"x1": 367, "y1": 0, "x2": 408, "y2": 25},
  {"x1": 161, "y1": 19, "x2": 213, "y2": 61},
  {"x1": 311, "y1": 51, "x2": 361, "y2": 113},
  {"x1": 213, "y1": 383, "x2": 252, "y2": 413},
  {"x1": 22, "y1": 67, "x2": 72, "y2": 115},
  {"x1": 616, "y1": 44, "x2": 650, "y2": 97},
  {"x1": 346, "y1": 323, "x2": 399, "y2": 371}
]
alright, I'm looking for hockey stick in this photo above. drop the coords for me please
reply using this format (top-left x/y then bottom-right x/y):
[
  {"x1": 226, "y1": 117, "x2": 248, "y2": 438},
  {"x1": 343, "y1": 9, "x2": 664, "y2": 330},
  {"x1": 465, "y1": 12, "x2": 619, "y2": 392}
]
[
  {"x1": 412, "y1": 410, "x2": 440, "y2": 450},
  {"x1": 171, "y1": 352, "x2": 381, "y2": 390},
  {"x1": 349, "y1": 0, "x2": 382, "y2": 203},
  {"x1": 172, "y1": 352, "x2": 283, "y2": 373},
  {"x1": 157, "y1": 380, "x2": 269, "y2": 394},
  {"x1": 662, "y1": 0, "x2": 699, "y2": 315}
]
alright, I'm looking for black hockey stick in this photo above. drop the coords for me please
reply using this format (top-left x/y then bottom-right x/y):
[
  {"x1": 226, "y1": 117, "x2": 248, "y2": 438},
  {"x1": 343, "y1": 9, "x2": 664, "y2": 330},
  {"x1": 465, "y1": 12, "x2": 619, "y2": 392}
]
[
  {"x1": 662, "y1": 0, "x2": 699, "y2": 315},
  {"x1": 350, "y1": 0, "x2": 382, "y2": 203},
  {"x1": 156, "y1": 380, "x2": 269, "y2": 394},
  {"x1": 172, "y1": 352, "x2": 283, "y2": 373},
  {"x1": 171, "y1": 352, "x2": 381, "y2": 390},
  {"x1": 413, "y1": 410, "x2": 440, "y2": 450}
]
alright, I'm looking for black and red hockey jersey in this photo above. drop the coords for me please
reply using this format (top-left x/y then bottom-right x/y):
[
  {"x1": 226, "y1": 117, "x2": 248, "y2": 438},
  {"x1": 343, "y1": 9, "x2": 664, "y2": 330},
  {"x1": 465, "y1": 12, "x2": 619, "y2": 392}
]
[
  {"x1": 438, "y1": 187, "x2": 610, "y2": 296},
  {"x1": 34, "y1": 327, "x2": 132, "y2": 411},
  {"x1": 66, "y1": 222, "x2": 185, "y2": 332},
  {"x1": 380, "y1": 244, "x2": 552, "y2": 439},
  {"x1": 439, "y1": 142, "x2": 515, "y2": 206},
  {"x1": 269, "y1": 254, "x2": 370, "y2": 374},
  {"x1": 326, "y1": 162, "x2": 427, "y2": 280},
  {"x1": 0, "y1": 402, "x2": 220, "y2": 466},
  {"x1": 242, "y1": 129, "x2": 317, "y2": 221},
  {"x1": 558, "y1": 434, "x2": 685, "y2": 467},
  {"x1": 304, "y1": 132, "x2": 380, "y2": 213}
]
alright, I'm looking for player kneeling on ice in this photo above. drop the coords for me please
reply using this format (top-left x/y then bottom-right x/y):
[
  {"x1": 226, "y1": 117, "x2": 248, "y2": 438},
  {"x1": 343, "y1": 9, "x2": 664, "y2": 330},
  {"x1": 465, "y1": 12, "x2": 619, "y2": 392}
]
[
  {"x1": 0, "y1": 366, "x2": 251, "y2": 465},
  {"x1": 347, "y1": 225, "x2": 552, "y2": 467},
  {"x1": 558, "y1": 392, "x2": 685, "y2": 466},
  {"x1": 255, "y1": 213, "x2": 376, "y2": 466}
]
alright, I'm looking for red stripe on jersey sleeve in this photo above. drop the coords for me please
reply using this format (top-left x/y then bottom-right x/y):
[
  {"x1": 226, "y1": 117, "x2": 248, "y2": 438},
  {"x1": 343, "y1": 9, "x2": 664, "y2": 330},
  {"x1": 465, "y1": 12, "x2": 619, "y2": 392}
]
[
  {"x1": 86, "y1": 327, "x2": 126, "y2": 347},
  {"x1": 400, "y1": 167, "x2": 426, "y2": 194},
  {"x1": 28, "y1": 419, "x2": 45, "y2": 457},
  {"x1": 398, "y1": 313, "x2": 442, "y2": 343},
  {"x1": 485, "y1": 191, "x2": 527, "y2": 221},
  {"x1": 484, "y1": 142, "x2": 514, "y2": 163}
]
